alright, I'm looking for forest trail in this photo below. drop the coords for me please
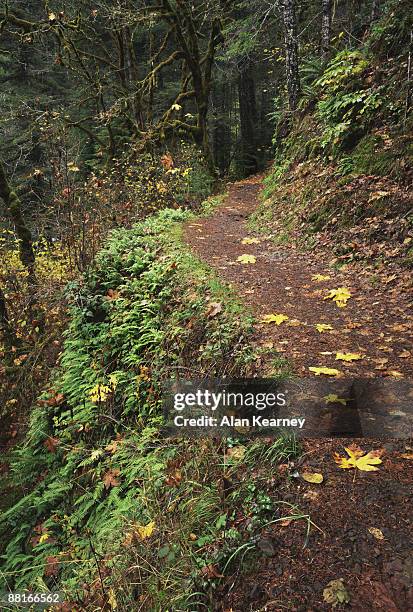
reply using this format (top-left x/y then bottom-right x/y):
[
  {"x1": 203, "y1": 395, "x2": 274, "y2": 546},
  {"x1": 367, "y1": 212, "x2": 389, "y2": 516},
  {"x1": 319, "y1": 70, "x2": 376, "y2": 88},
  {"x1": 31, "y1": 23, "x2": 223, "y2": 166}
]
[
  {"x1": 185, "y1": 177, "x2": 413, "y2": 610},
  {"x1": 185, "y1": 176, "x2": 413, "y2": 379}
]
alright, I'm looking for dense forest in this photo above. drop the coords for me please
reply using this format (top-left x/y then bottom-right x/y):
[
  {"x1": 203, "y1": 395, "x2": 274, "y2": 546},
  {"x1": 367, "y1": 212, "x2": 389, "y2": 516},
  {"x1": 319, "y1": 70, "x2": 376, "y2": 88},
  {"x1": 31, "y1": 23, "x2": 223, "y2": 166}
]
[{"x1": 0, "y1": 0, "x2": 412, "y2": 610}]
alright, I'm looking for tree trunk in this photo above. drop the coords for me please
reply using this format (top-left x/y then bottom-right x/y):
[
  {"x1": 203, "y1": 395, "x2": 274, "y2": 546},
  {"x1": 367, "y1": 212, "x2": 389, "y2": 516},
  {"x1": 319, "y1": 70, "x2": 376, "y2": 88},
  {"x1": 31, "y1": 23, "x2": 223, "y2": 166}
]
[
  {"x1": 370, "y1": 0, "x2": 381, "y2": 23},
  {"x1": 0, "y1": 285, "x2": 18, "y2": 351},
  {"x1": 0, "y1": 160, "x2": 36, "y2": 285},
  {"x1": 238, "y1": 64, "x2": 259, "y2": 176},
  {"x1": 281, "y1": 0, "x2": 301, "y2": 112},
  {"x1": 406, "y1": 28, "x2": 413, "y2": 121},
  {"x1": 321, "y1": 0, "x2": 333, "y2": 58},
  {"x1": 213, "y1": 81, "x2": 232, "y2": 175}
]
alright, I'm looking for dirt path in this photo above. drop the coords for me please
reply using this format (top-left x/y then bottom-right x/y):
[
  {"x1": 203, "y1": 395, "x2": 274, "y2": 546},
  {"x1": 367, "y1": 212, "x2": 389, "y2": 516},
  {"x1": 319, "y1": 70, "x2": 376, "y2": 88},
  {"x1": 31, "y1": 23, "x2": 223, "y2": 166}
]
[
  {"x1": 184, "y1": 177, "x2": 413, "y2": 611},
  {"x1": 185, "y1": 176, "x2": 413, "y2": 379}
]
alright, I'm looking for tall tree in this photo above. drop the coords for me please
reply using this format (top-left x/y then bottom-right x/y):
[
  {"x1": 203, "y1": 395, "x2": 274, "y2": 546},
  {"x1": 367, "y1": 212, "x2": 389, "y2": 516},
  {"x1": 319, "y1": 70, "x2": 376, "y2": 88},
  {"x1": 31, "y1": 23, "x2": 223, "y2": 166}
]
[
  {"x1": 159, "y1": 0, "x2": 223, "y2": 171},
  {"x1": 212, "y1": 80, "x2": 232, "y2": 175},
  {"x1": 321, "y1": 0, "x2": 333, "y2": 58},
  {"x1": 281, "y1": 0, "x2": 301, "y2": 112}
]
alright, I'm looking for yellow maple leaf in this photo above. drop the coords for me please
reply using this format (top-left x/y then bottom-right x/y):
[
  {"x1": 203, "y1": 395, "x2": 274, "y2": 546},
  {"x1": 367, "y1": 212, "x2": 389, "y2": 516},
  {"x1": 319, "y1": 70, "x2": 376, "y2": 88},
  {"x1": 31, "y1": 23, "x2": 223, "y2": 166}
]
[
  {"x1": 334, "y1": 446, "x2": 383, "y2": 471},
  {"x1": 312, "y1": 274, "x2": 331, "y2": 282},
  {"x1": 137, "y1": 521, "x2": 156, "y2": 540},
  {"x1": 336, "y1": 352, "x2": 363, "y2": 362},
  {"x1": 237, "y1": 254, "x2": 256, "y2": 264},
  {"x1": 89, "y1": 384, "x2": 112, "y2": 403},
  {"x1": 309, "y1": 367, "x2": 341, "y2": 376},
  {"x1": 39, "y1": 533, "x2": 50, "y2": 544},
  {"x1": 241, "y1": 237, "x2": 260, "y2": 245},
  {"x1": 323, "y1": 394, "x2": 347, "y2": 406},
  {"x1": 261, "y1": 314, "x2": 289, "y2": 325},
  {"x1": 324, "y1": 287, "x2": 352, "y2": 307},
  {"x1": 315, "y1": 323, "x2": 333, "y2": 333},
  {"x1": 89, "y1": 375, "x2": 118, "y2": 403}
]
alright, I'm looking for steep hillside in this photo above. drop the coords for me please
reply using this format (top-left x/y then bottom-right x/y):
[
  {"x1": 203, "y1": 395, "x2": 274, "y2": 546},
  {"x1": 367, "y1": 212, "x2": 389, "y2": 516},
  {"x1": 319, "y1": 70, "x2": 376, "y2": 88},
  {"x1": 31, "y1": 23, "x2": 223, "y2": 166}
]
[{"x1": 252, "y1": 3, "x2": 413, "y2": 270}]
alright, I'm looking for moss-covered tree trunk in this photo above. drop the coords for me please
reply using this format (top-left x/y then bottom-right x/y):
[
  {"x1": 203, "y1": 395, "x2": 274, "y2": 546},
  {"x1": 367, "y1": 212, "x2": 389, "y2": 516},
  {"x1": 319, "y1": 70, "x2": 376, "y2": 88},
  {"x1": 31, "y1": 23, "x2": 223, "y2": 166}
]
[
  {"x1": 0, "y1": 160, "x2": 36, "y2": 284},
  {"x1": 0, "y1": 285, "x2": 18, "y2": 353}
]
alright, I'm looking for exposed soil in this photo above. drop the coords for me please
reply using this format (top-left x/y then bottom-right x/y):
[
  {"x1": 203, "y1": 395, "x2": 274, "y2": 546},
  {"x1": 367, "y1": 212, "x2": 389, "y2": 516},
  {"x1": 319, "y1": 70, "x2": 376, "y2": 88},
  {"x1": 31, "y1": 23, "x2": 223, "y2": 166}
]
[
  {"x1": 184, "y1": 177, "x2": 413, "y2": 611},
  {"x1": 218, "y1": 439, "x2": 413, "y2": 612}
]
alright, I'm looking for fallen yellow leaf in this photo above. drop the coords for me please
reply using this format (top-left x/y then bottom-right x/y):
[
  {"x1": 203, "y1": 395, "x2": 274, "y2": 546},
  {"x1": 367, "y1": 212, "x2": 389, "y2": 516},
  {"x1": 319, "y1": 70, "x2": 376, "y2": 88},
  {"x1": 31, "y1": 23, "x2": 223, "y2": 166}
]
[
  {"x1": 237, "y1": 254, "x2": 256, "y2": 264},
  {"x1": 108, "y1": 588, "x2": 118, "y2": 610},
  {"x1": 261, "y1": 314, "x2": 289, "y2": 325},
  {"x1": 323, "y1": 394, "x2": 347, "y2": 406},
  {"x1": 309, "y1": 367, "x2": 341, "y2": 376},
  {"x1": 137, "y1": 521, "x2": 156, "y2": 540},
  {"x1": 336, "y1": 352, "x2": 363, "y2": 362},
  {"x1": 302, "y1": 472, "x2": 324, "y2": 484},
  {"x1": 334, "y1": 445, "x2": 383, "y2": 471},
  {"x1": 241, "y1": 237, "x2": 260, "y2": 245},
  {"x1": 312, "y1": 274, "x2": 331, "y2": 282},
  {"x1": 368, "y1": 527, "x2": 384, "y2": 540},
  {"x1": 315, "y1": 323, "x2": 333, "y2": 333},
  {"x1": 324, "y1": 287, "x2": 352, "y2": 308},
  {"x1": 388, "y1": 370, "x2": 404, "y2": 378}
]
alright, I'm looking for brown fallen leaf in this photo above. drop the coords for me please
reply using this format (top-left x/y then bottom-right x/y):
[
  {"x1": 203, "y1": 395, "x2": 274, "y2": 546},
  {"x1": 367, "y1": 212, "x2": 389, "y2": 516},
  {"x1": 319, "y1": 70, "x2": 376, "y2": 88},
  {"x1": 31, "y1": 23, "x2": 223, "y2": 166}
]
[
  {"x1": 165, "y1": 469, "x2": 182, "y2": 487},
  {"x1": 103, "y1": 468, "x2": 121, "y2": 489},
  {"x1": 323, "y1": 578, "x2": 350, "y2": 607},
  {"x1": 43, "y1": 437, "x2": 60, "y2": 453},
  {"x1": 160, "y1": 153, "x2": 174, "y2": 169},
  {"x1": 106, "y1": 289, "x2": 120, "y2": 300},
  {"x1": 206, "y1": 302, "x2": 223, "y2": 318},
  {"x1": 44, "y1": 555, "x2": 60, "y2": 577},
  {"x1": 200, "y1": 564, "x2": 224, "y2": 579}
]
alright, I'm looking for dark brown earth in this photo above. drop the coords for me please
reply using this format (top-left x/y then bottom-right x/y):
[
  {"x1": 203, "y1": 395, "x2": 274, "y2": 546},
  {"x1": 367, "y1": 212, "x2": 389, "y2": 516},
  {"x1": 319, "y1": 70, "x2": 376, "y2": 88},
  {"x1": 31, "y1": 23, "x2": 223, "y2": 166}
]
[
  {"x1": 184, "y1": 177, "x2": 413, "y2": 611},
  {"x1": 218, "y1": 439, "x2": 413, "y2": 612}
]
